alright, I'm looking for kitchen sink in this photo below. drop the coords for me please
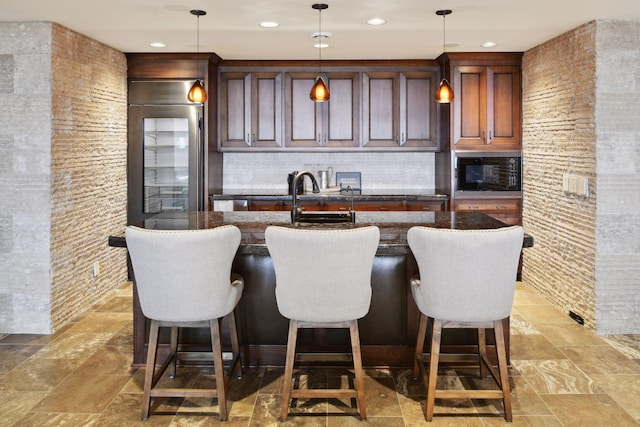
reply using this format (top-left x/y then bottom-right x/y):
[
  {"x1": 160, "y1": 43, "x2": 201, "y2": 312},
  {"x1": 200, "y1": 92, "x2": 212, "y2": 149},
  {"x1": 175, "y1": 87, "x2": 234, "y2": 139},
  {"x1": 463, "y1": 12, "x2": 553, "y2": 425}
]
[{"x1": 293, "y1": 211, "x2": 356, "y2": 224}]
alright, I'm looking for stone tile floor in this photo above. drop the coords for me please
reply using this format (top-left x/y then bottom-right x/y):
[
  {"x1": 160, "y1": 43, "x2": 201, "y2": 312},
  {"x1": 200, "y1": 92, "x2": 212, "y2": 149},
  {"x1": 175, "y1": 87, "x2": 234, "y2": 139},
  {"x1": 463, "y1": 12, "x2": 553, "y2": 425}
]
[{"x1": 1, "y1": 282, "x2": 640, "y2": 426}]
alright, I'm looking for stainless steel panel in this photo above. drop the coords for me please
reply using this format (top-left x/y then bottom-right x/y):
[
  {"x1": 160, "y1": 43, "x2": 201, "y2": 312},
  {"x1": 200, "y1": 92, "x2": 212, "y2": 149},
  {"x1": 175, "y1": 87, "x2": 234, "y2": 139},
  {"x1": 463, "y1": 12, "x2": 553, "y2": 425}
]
[{"x1": 128, "y1": 80, "x2": 199, "y2": 105}]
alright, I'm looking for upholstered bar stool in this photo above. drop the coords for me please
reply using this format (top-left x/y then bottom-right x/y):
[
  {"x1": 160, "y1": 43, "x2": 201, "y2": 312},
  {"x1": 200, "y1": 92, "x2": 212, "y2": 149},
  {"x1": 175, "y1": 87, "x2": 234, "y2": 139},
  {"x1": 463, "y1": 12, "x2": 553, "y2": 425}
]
[
  {"x1": 265, "y1": 225, "x2": 380, "y2": 421},
  {"x1": 407, "y1": 226, "x2": 524, "y2": 422},
  {"x1": 125, "y1": 225, "x2": 244, "y2": 421}
]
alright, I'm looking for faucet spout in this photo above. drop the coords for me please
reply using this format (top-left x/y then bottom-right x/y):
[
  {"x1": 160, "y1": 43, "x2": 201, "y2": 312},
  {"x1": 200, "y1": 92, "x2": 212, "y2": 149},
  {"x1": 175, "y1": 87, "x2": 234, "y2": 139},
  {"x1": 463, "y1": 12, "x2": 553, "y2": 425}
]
[{"x1": 291, "y1": 171, "x2": 320, "y2": 223}]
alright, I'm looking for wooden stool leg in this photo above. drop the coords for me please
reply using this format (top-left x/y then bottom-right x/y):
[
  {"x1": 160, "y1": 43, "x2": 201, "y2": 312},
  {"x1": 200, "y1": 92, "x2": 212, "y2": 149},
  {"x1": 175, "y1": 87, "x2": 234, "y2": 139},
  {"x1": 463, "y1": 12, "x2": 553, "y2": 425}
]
[
  {"x1": 142, "y1": 320, "x2": 160, "y2": 420},
  {"x1": 169, "y1": 326, "x2": 178, "y2": 378},
  {"x1": 478, "y1": 328, "x2": 488, "y2": 378},
  {"x1": 414, "y1": 314, "x2": 429, "y2": 379},
  {"x1": 425, "y1": 318, "x2": 442, "y2": 422},
  {"x1": 228, "y1": 311, "x2": 243, "y2": 379},
  {"x1": 349, "y1": 320, "x2": 367, "y2": 420},
  {"x1": 210, "y1": 319, "x2": 228, "y2": 421},
  {"x1": 493, "y1": 320, "x2": 512, "y2": 422},
  {"x1": 281, "y1": 319, "x2": 299, "y2": 421}
]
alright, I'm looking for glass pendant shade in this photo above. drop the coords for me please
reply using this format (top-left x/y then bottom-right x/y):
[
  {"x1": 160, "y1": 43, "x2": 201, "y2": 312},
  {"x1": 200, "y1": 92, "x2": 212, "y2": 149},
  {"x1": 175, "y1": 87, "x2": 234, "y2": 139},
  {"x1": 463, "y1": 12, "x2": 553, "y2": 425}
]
[
  {"x1": 435, "y1": 9, "x2": 454, "y2": 104},
  {"x1": 310, "y1": 3, "x2": 330, "y2": 103},
  {"x1": 310, "y1": 76, "x2": 330, "y2": 102},
  {"x1": 435, "y1": 78, "x2": 454, "y2": 103},
  {"x1": 188, "y1": 80, "x2": 207, "y2": 103},
  {"x1": 188, "y1": 10, "x2": 207, "y2": 103}
]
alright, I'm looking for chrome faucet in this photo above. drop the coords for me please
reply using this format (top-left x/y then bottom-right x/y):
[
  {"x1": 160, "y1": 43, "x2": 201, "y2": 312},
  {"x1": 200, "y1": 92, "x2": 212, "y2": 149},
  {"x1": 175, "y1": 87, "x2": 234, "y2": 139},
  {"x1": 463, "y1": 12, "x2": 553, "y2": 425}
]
[{"x1": 290, "y1": 170, "x2": 320, "y2": 223}]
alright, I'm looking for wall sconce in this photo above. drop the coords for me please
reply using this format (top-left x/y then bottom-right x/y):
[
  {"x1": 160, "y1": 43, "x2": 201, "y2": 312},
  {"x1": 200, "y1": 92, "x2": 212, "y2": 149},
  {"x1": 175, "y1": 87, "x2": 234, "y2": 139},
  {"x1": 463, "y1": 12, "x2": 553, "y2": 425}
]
[
  {"x1": 187, "y1": 9, "x2": 207, "y2": 103},
  {"x1": 435, "y1": 9, "x2": 454, "y2": 104},
  {"x1": 310, "y1": 3, "x2": 330, "y2": 102}
]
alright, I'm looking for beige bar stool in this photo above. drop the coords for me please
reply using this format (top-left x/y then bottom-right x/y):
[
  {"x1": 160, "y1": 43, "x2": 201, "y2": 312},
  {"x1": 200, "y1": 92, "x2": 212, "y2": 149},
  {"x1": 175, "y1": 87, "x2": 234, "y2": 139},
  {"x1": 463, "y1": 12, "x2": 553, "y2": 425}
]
[
  {"x1": 125, "y1": 225, "x2": 244, "y2": 421},
  {"x1": 265, "y1": 225, "x2": 380, "y2": 421},
  {"x1": 407, "y1": 226, "x2": 524, "y2": 422}
]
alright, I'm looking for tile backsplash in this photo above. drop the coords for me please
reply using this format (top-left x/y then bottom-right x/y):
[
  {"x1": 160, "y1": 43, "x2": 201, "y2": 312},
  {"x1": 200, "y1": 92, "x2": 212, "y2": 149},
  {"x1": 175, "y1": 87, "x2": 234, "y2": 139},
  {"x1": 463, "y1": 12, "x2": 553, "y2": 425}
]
[{"x1": 222, "y1": 151, "x2": 435, "y2": 194}]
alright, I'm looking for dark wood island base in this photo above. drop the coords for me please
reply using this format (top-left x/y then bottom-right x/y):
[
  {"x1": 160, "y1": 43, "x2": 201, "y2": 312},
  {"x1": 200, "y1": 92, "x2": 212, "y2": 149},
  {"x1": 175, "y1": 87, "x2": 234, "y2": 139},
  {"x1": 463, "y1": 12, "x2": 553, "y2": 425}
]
[{"x1": 110, "y1": 211, "x2": 533, "y2": 367}]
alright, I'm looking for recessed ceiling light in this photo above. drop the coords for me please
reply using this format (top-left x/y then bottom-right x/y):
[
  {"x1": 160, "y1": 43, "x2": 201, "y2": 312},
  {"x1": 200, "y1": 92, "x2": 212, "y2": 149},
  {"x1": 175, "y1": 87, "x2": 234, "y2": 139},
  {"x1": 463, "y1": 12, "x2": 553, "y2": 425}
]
[
  {"x1": 259, "y1": 21, "x2": 279, "y2": 28},
  {"x1": 314, "y1": 42, "x2": 329, "y2": 49},
  {"x1": 367, "y1": 17, "x2": 387, "y2": 26},
  {"x1": 481, "y1": 41, "x2": 498, "y2": 48},
  {"x1": 149, "y1": 42, "x2": 166, "y2": 48}
]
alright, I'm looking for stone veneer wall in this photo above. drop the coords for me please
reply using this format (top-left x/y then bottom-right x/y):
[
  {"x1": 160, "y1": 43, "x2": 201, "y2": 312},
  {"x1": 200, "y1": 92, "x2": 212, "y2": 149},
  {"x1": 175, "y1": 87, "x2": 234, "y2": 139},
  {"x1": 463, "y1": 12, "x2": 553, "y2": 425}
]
[
  {"x1": 593, "y1": 20, "x2": 640, "y2": 334},
  {"x1": 0, "y1": 22, "x2": 128, "y2": 333},
  {"x1": 522, "y1": 20, "x2": 640, "y2": 334}
]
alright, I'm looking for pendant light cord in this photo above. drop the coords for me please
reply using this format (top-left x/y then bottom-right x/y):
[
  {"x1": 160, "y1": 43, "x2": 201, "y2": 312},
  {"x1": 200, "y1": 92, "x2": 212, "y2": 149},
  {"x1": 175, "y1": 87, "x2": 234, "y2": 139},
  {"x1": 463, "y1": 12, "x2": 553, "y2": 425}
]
[
  {"x1": 318, "y1": 6, "x2": 323, "y2": 74},
  {"x1": 442, "y1": 13, "x2": 446, "y2": 54},
  {"x1": 197, "y1": 14, "x2": 201, "y2": 78}
]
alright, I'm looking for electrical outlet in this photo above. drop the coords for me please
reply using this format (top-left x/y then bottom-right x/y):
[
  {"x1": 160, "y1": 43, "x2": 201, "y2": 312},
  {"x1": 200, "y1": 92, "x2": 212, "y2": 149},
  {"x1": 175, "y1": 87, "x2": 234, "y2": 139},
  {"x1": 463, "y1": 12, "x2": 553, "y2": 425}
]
[{"x1": 92, "y1": 261, "x2": 101, "y2": 278}]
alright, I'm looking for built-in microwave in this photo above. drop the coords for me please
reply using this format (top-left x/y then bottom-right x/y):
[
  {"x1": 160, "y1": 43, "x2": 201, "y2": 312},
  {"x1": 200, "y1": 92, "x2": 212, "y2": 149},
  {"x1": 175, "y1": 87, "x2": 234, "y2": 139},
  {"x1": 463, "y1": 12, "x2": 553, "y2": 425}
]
[{"x1": 455, "y1": 152, "x2": 522, "y2": 193}]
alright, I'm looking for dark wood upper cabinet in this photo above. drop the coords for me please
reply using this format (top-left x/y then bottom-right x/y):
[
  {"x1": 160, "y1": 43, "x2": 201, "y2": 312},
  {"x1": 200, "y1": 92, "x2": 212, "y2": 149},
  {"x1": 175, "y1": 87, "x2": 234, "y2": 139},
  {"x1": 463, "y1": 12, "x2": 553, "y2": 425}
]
[
  {"x1": 443, "y1": 53, "x2": 522, "y2": 150},
  {"x1": 217, "y1": 60, "x2": 438, "y2": 151},
  {"x1": 362, "y1": 70, "x2": 437, "y2": 149},
  {"x1": 219, "y1": 71, "x2": 282, "y2": 149},
  {"x1": 284, "y1": 71, "x2": 360, "y2": 148}
]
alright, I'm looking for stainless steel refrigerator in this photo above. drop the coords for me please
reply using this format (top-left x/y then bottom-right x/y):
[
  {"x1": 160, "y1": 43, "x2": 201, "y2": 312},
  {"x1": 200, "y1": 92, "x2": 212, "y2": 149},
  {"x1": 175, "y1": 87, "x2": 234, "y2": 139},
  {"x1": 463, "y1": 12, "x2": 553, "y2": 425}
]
[{"x1": 128, "y1": 81, "x2": 204, "y2": 225}]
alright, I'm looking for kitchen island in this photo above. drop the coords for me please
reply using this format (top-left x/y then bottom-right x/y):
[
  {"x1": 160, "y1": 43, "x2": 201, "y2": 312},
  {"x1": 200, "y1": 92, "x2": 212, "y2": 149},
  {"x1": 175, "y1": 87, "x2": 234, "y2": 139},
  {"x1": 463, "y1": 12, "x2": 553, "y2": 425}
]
[{"x1": 113, "y1": 211, "x2": 532, "y2": 367}]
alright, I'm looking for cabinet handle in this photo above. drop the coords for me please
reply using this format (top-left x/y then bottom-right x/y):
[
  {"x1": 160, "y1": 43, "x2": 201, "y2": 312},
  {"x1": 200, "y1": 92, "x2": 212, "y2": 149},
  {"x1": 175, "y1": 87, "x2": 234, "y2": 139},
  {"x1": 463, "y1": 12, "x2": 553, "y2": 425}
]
[
  {"x1": 496, "y1": 205, "x2": 507, "y2": 209},
  {"x1": 252, "y1": 133, "x2": 256, "y2": 143},
  {"x1": 483, "y1": 130, "x2": 486, "y2": 143},
  {"x1": 318, "y1": 133, "x2": 321, "y2": 143},
  {"x1": 246, "y1": 133, "x2": 250, "y2": 143},
  {"x1": 469, "y1": 205, "x2": 480, "y2": 210},
  {"x1": 396, "y1": 133, "x2": 399, "y2": 143},
  {"x1": 487, "y1": 130, "x2": 493, "y2": 144}
]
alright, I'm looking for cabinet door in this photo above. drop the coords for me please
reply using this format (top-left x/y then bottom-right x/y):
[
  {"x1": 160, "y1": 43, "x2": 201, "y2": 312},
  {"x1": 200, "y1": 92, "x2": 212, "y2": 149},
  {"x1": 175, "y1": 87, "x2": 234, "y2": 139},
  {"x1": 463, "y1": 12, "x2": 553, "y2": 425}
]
[
  {"x1": 451, "y1": 66, "x2": 487, "y2": 147},
  {"x1": 325, "y1": 72, "x2": 360, "y2": 148},
  {"x1": 251, "y1": 72, "x2": 283, "y2": 148},
  {"x1": 362, "y1": 71, "x2": 400, "y2": 147},
  {"x1": 220, "y1": 72, "x2": 251, "y2": 148},
  {"x1": 452, "y1": 65, "x2": 520, "y2": 149},
  {"x1": 488, "y1": 66, "x2": 521, "y2": 148},
  {"x1": 400, "y1": 71, "x2": 438, "y2": 149},
  {"x1": 284, "y1": 72, "x2": 321, "y2": 147},
  {"x1": 284, "y1": 72, "x2": 359, "y2": 148},
  {"x1": 220, "y1": 72, "x2": 282, "y2": 149}
]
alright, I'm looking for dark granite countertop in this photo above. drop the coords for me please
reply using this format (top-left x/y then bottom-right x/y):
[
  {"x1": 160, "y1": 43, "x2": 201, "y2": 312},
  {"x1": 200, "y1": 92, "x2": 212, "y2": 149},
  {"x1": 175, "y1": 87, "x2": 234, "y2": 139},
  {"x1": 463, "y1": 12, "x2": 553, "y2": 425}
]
[
  {"x1": 109, "y1": 211, "x2": 533, "y2": 255},
  {"x1": 210, "y1": 192, "x2": 449, "y2": 202}
]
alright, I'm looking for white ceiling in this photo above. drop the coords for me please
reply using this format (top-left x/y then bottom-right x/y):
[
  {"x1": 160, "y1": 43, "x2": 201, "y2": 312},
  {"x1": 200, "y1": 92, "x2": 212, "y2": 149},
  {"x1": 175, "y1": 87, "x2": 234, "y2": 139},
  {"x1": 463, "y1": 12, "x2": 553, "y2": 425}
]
[{"x1": 2, "y1": 0, "x2": 640, "y2": 60}]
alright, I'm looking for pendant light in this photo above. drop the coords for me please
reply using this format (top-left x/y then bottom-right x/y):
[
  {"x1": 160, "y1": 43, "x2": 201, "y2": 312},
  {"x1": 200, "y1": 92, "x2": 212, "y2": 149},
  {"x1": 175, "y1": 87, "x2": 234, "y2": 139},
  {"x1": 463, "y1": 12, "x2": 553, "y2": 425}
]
[
  {"x1": 435, "y1": 9, "x2": 454, "y2": 103},
  {"x1": 310, "y1": 3, "x2": 330, "y2": 102},
  {"x1": 187, "y1": 9, "x2": 207, "y2": 103}
]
